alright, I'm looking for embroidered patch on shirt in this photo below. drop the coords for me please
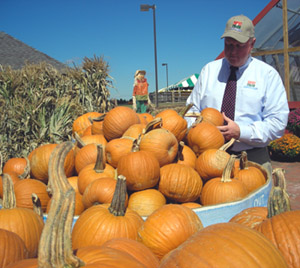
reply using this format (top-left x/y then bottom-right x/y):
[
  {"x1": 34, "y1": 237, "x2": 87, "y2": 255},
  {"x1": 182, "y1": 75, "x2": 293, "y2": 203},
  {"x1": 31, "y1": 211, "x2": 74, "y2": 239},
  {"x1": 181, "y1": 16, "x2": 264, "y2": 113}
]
[
  {"x1": 244, "y1": 80, "x2": 257, "y2": 89},
  {"x1": 231, "y1": 21, "x2": 242, "y2": 32}
]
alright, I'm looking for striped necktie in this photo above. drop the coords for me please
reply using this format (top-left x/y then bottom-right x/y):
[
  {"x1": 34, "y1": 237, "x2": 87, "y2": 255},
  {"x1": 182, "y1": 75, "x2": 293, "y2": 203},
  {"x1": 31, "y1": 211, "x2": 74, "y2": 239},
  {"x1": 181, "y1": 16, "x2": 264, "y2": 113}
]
[{"x1": 221, "y1": 66, "x2": 238, "y2": 121}]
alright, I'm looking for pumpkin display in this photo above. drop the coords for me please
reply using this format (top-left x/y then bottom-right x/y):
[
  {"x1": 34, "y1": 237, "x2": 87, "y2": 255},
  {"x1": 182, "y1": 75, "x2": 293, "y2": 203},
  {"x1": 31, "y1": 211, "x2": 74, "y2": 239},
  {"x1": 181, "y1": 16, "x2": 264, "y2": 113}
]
[
  {"x1": 103, "y1": 106, "x2": 140, "y2": 141},
  {"x1": 72, "y1": 111, "x2": 102, "y2": 137},
  {"x1": 138, "y1": 204, "x2": 203, "y2": 260},
  {"x1": 105, "y1": 136, "x2": 134, "y2": 168},
  {"x1": 77, "y1": 144, "x2": 116, "y2": 195},
  {"x1": 117, "y1": 137, "x2": 160, "y2": 191},
  {"x1": 194, "y1": 139, "x2": 234, "y2": 182},
  {"x1": 200, "y1": 155, "x2": 248, "y2": 206},
  {"x1": 0, "y1": 174, "x2": 44, "y2": 258},
  {"x1": 159, "y1": 163, "x2": 203, "y2": 203},
  {"x1": 29, "y1": 143, "x2": 75, "y2": 183},
  {"x1": 128, "y1": 189, "x2": 166, "y2": 217},
  {"x1": 139, "y1": 128, "x2": 178, "y2": 167},
  {"x1": 14, "y1": 177, "x2": 50, "y2": 212},
  {"x1": 72, "y1": 175, "x2": 143, "y2": 249},
  {"x1": 235, "y1": 151, "x2": 266, "y2": 192},
  {"x1": 159, "y1": 222, "x2": 288, "y2": 267},
  {"x1": 186, "y1": 116, "x2": 224, "y2": 156},
  {"x1": 0, "y1": 228, "x2": 29, "y2": 268}
]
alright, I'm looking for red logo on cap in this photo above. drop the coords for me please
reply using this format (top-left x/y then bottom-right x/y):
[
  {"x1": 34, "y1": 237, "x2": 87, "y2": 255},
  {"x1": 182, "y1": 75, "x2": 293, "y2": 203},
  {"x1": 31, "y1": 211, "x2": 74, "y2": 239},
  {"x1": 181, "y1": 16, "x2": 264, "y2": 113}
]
[{"x1": 232, "y1": 21, "x2": 242, "y2": 29}]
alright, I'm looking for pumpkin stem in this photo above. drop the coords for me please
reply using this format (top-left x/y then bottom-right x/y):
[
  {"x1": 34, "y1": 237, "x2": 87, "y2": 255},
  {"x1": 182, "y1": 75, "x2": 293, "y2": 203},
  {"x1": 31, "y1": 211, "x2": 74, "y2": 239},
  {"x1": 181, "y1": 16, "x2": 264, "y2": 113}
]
[
  {"x1": 108, "y1": 175, "x2": 127, "y2": 216},
  {"x1": 2, "y1": 173, "x2": 17, "y2": 209},
  {"x1": 93, "y1": 144, "x2": 105, "y2": 173},
  {"x1": 91, "y1": 114, "x2": 106, "y2": 122},
  {"x1": 239, "y1": 151, "x2": 249, "y2": 170},
  {"x1": 267, "y1": 168, "x2": 291, "y2": 218},
  {"x1": 173, "y1": 141, "x2": 185, "y2": 163},
  {"x1": 32, "y1": 193, "x2": 43, "y2": 218},
  {"x1": 74, "y1": 132, "x2": 86, "y2": 149},
  {"x1": 142, "y1": 117, "x2": 162, "y2": 134},
  {"x1": 38, "y1": 141, "x2": 84, "y2": 267},
  {"x1": 219, "y1": 138, "x2": 236, "y2": 151},
  {"x1": 131, "y1": 135, "x2": 142, "y2": 153},
  {"x1": 18, "y1": 157, "x2": 31, "y2": 179},
  {"x1": 178, "y1": 103, "x2": 194, "y2": 117},
  {"x1": 221, "y1": 155, "x2": 236, "y2": 183}
]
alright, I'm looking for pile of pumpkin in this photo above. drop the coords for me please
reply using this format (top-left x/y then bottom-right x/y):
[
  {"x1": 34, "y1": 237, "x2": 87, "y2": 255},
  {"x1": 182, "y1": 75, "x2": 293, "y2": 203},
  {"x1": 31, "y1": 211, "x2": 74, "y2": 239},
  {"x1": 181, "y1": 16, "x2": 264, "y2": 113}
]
[{"x1": 0, "y1": 105, "x2": 299, "y2": 267}]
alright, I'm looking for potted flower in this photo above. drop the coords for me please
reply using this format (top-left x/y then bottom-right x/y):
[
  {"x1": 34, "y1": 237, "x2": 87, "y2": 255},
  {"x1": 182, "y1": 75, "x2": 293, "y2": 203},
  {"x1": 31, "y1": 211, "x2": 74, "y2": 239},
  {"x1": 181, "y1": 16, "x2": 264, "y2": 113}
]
[
  {"x1": 286, "y1": 108, "x2": 300, "y2": 137},
  {"x1": 268, "y1": 133, "x2": 300, "y2": 162}
]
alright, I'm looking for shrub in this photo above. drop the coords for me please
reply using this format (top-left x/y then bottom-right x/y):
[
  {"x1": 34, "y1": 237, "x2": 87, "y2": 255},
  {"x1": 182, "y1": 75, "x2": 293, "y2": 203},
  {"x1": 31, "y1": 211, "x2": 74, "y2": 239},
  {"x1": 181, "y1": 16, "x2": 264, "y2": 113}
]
[
  {"x1": 268, "y1": 133, "x2": 300, "y2": 162},
  {"x1": 286, "y1": 108, "x2": 300, "y2": 137}
]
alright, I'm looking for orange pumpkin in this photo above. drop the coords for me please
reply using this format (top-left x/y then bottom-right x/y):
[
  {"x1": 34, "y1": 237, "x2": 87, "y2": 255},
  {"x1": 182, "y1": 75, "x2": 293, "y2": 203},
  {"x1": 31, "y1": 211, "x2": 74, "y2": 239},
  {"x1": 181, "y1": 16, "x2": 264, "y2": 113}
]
[
  {"x1": 160, "y1": 222, "x2": 288, "y2": 268},
  {"x1": 187, "y1": 117, "x2": 224, "y2": 156},
  {"x1": 72, "y1": 112, "x2": 102, "y2": 137},
  {"x1": 72, "y1": 175, "x2": 143, "y2": 249},
  {"x1": 103, "y1": 106, "x2": 140, "y2": 141},
  {"x1": 128, "y1": 189, "x2": 166, "y2": 217},
  {"x1": 200, "y1": 107, "x2": 224, "y2": 126},
  {"x1": 3, "y1": 157, "x2": 29, "y2": 177},
  {"x1": 139, "y1": 128, "x2": 178, "y2": 167},
  {"x1": 159, "y1": 163, "x2": 203, "y2": 203},
  {"x1": 200, "y1": 155, "x2": 248, "y2": 206},
  {"x1": 138, "y1": 204, "x2": 203, "y2": 260},
  {"x1": 176, "y1": 141, "x2": 197, "y2": 169}
]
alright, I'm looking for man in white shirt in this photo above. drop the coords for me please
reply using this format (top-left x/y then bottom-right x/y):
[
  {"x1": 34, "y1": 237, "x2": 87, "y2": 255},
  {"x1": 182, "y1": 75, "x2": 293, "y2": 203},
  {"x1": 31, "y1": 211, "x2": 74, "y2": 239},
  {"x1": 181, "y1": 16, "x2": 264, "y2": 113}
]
[{"x1": 185, "y1": 15, "x2": 289, "y2": 169}]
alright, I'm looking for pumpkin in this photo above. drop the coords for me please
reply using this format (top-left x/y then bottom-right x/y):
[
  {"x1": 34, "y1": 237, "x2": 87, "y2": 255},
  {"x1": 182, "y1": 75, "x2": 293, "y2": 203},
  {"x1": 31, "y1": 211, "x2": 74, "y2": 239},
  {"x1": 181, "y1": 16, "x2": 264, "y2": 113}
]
[
  {"x1": 14, "y1": 177, "x2": 50, "y2": 212},
  {"x1": 82, "y1": 177, "x2": 128, "y2": 209},
  {"x1": 4, "y1": 258, "x2": 38, "y2": 268},
  {"x1": 103, "y1": 106, "x2": 140, "y2": 141},
  {"x1": 194, "y1": 139, "x2": 234, "y2": 182},
  {"x1": 102, "y1": 238, "x2": 160, "y2": 268},
  {"x1": 159, "y1": 163, "x2": 203, "y2": 203},
  {"x1": 186, "y1": 116, "x2": 224, "y2": 156},
  {"x1": 3, "y1": 157, "x2": 29, "y2": 178},
  {"x1": 72, "y1": 175, "x2": 144, "y2": 249},
  {"x1": 181, "y1": 202, "x2": 202, "y2": 209},
  {"x1": 105, "y1": 137, "x2": 135, "y2": 168},
  {"x1": 154, "y1": 107, "x2": 188, "y2": 141},
  {"x1": 200, "y1": 107, "x2": 224, "y2": 126},
  {"x1": 77, "y1": 144, "x2": 116, "y2": 195},
  {"x1": 160, "y1": 222, "x2": 288, "y2": 268},
  {"x1": 75, "y1": 246, "x2": 147, "y2": 267},
  {"x1": 235, "y1": 151, "x2": 266, "y2": 192},
  {"x1": 139, "y1": 128, "x2": 178, "y2": 167},
  {"x1": 30, "y1": 143, "x2": 75, "y2": 183},
  {"x1": 117, "y1": 137, "x2": 160, "y2": 191},
  {"x1": 75, "y1": 143, "x2": 106, "y2": 175},
  {"x1": 200, "y1": 155, "x2": 248, "y2": 206},
  {"x1": 67, "y1": 176, "x2": 79, "y2": 192},
  {"x1": 122, "y1": 123, "x2": 147, "y2": 140},
  {"x1": 138, "y1": 204, "x2": 203, "y2": 260},
  {"x1": 0, "y1": 228, "x2": 29, "y2": 268},
  {"x1": 91, "y1": 114, "x2": 105, "y2": 135},
  {"x1": 176, "y1": 141, "x2": 197, "y2": 169},
  {"x1": 76, "y1": 134, "x2": 107, "y2": 150},
  {"x1": 128, "y1": 189, "x2": 166, "y2": 217},
  {"x1": 229, "y1": 206, "x2": 268, "y2": 229},
  {"x1": 72, "y1": 112, "x2": 102, "y2": 137},
  {"x1": 0, "y1": 174, "x2": 44, "y2": 258},
  {"x1": 138, "y1": 113, "x2": 154, "y2": 124}
]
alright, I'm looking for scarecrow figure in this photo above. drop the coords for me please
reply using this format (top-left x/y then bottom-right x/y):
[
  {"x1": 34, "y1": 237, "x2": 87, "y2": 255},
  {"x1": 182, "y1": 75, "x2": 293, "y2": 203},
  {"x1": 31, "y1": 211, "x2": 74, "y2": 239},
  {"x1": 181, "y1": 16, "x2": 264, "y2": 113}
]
[{"x1": 132, "y1": 70, "x2": 152, "y2": 113}]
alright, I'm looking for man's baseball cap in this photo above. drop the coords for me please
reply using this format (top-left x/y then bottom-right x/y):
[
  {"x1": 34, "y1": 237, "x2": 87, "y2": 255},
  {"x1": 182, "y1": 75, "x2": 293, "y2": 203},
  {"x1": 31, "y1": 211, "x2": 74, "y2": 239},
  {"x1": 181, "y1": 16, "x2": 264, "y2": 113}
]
[{"x1": 221, "y1": 15, "x2": 254, "y2": 43}]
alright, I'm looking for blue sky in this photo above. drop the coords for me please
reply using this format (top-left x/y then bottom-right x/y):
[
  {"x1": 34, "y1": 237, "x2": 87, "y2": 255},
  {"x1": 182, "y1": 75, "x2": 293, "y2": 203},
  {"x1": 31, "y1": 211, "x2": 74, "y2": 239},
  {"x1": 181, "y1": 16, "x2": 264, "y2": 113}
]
[{"x1": 1, "y1": 0, "x2": 270, "y2": 100}]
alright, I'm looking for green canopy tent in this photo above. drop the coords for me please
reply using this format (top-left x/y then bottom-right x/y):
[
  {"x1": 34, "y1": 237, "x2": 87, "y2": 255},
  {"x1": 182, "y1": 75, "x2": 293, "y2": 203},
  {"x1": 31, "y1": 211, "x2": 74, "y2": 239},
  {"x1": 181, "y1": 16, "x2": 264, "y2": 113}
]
[{"x1": 159, "y1": 73, "x2": 199, "y2": 92}]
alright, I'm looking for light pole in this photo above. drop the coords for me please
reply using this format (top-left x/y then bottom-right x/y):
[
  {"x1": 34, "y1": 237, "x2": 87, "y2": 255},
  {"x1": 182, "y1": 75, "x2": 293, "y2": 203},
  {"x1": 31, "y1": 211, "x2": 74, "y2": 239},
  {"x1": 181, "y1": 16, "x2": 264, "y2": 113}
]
[
  {"x1": 140, "y1": 4, "x2": 159, "y2": 108},
  {"x1": 162, "y1": 63, "x2": 168, "y2": 89}
]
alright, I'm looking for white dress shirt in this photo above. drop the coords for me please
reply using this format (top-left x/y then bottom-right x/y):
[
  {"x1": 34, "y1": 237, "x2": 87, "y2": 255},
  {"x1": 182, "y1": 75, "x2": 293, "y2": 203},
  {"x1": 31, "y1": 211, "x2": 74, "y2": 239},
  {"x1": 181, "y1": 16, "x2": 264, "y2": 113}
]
[{"x1": 185, "y1": 57, "x2": 289, "y2": 152}]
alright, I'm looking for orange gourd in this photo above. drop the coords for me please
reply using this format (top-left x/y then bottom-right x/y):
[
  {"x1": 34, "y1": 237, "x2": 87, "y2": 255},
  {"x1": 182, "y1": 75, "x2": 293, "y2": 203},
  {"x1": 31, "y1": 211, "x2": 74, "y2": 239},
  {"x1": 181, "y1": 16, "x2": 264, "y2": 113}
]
[
  {"x1": 72, "y1": 175, "x2": 143, "y2": 249},
  {"x1": 138, "y1": 204, "x2": 203, "y2": 260},
  {"x1": 200, "y1": 155, "x2": 248, "y2": 206},
  {"x1": 103, "y1": 106, "x2": 140, "y2": 141},
  {"x1": 200, "y1": 107, "x2": 224, "y2": 126},
  {"x1": 3, "y1": 157, "x2": 29, "y2": 177},
  {"x1": 72, "y1": 112, "x2": 102, "y2": 137}
]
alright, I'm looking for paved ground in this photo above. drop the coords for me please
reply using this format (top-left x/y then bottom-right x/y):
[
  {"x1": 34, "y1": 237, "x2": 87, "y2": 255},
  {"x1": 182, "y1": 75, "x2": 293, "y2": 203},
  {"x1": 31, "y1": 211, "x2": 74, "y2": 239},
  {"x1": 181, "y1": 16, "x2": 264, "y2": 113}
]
[{"x1": 271, "y1": 160, "x2": 300, "y2": 210}]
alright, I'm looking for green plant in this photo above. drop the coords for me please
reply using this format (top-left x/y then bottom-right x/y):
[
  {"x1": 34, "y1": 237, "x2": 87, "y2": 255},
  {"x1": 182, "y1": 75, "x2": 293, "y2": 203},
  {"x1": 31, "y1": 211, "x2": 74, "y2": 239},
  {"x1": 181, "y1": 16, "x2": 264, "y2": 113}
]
[{"x1": 268, "y1": 133, "x2": 300, "y2": 162}]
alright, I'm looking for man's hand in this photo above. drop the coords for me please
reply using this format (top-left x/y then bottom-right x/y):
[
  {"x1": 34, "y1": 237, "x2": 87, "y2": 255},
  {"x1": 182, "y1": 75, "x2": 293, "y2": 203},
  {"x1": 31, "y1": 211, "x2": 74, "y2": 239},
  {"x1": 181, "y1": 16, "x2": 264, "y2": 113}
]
[{"x1": 217, "y1": 112, "x2": 240, "y2": 141}]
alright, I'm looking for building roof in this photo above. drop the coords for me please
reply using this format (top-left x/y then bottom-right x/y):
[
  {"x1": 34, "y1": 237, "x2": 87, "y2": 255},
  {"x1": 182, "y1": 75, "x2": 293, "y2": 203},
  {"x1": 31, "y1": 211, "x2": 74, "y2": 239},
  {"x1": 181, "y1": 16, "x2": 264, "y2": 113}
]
[{"x1": 0, "y1": 31, "x2": 66, "y2": 70}]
